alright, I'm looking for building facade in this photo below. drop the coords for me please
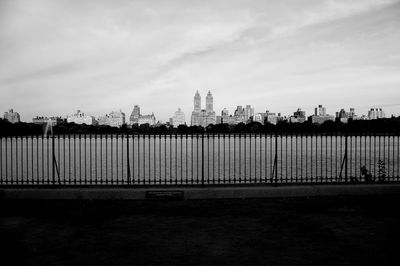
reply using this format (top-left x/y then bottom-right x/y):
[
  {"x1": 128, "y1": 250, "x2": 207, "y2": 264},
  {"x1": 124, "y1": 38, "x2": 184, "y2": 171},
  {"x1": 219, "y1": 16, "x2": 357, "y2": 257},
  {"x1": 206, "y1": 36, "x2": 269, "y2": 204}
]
[
  {"x1": 191, "y1": 91, "x2": 216, "y2": 127},
  {"x1": 138, "y1": 114, "x2": 156, "y2": 125},
  {"x1": 315, "y1": 105, "x2": 326, "y2": 116},
  {"x1": 171, "y1": 108, "x2": 186, "y2": 127},
  {"x1": 289, "y1": 108, "x2": 306, "y2": 123},
  {"x1": 98, "y1": 110, "x2": 126, "y2": 127},
  {"x1": 129, "y1": 105, "x2": 156, "y2": 126},
  {"x1": 309, "y1": 105, "x2": 334, "y2": 124},
  {"x1": 32, "y1": 116, "x2": 65, "y2": 125},
  {"x1": 67, "y1": 110, "x2": 96, "y2": 125},
  {"x1": 129, "y1": 105, "x2": 141, "y2": 124},
  {"x1": 3, "y1": 109, "x2": 20, "y2": 123},
  {"x1": 368, "y1": 108, "x2": 385, "y2": 120}
]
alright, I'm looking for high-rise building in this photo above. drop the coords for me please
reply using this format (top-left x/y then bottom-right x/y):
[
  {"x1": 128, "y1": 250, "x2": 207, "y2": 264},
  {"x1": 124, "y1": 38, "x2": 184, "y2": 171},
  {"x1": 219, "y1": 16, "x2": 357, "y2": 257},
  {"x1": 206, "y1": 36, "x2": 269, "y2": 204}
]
[
  {"x1": 194, "y1": 91, "x2": 201, "y2": 112},
  {"x1": 3, "y1": 109, "x2": 20, "y2": 123},
  {"x1": 309, "y1": 105, "x2": 334, "y2": 124},
  {"x1": 245, "y1": 105, "x2": 255, "y2": 121},
  {"x1": 67, "y1": 110, "x2": 96, "y2": 125},
  {"x1": 368, "y1": 108, "x2": 385, "y2": 120},
  {"x1": 170, "y1": 108, "x2": 186, "y2": 127},
  {"x1": 206, "y1": 91, "x2": 213, "y2": 113},
  {"x1": 315, "y1": 105, "x2": 326, "y2": 116},
  {"x1": 98, "y1": 110, "x2": 126, "y2": 127},
  {"x1": 129, "y1": 105, "x2": 156, "y2": 126},
  {"x1": 191, "y1": 90, "x2": 216, "y2": 127},
  {"x1": 234, "y1": 106, "x2": 247, "y2": 124},
  {"x1": 290, "y1": 108, "x2": 306, "y2": 123},
  {"x1": 129, "y1": 105, "x2": 141, "y2": 125}
]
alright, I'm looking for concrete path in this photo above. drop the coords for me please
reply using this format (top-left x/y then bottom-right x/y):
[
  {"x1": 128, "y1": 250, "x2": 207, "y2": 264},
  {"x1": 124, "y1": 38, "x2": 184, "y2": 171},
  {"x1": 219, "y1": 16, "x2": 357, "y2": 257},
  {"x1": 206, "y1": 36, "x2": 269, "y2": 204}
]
[{"x1": 1, "y1": 184, "x2": 400, "y2": 200}]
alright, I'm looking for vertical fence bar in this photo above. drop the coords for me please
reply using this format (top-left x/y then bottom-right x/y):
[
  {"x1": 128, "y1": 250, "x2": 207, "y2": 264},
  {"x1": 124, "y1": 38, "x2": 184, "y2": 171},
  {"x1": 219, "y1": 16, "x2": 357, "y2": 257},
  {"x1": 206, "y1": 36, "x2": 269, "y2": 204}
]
[
  {"x1": 98, "y1": 134, "x2": 102, "y2": 185},
  {"x1": 175, "y1": 134, "x2": 178, "y2": 185},
  {"x1": 16, "y1": 136, "x2": 18, "y2": 185},
  {"x1": 52, "y1": 134, "x2": 55, "y2": 185},
  {"x1": 234, "y1": 134, "x2": 236, "y2": 183},
  {"x1": 207, "y1": 134, "x2": 210, "y2": 184},
  {"x1": 345, "y1": 133, "x2": 348, "y2": 182},
  {"x1": 305, "y1": 134, "x2": 308, "y2": 182},
  {"x1": 148, "y1": 134, "x2": 151, "y2": 185},
  {"x1": 116, "y1": 135, "x2": 118, "y2": 184},
  {"x1": 159, "y1": 134, "x2": 162, "y2": 185},
  {"x1": 264, "y1": 134, "x2": 267, "y2": 183},
  {"x1": 239, "y1": 134, "x2": 241, "y2": 183},
  {"x1": 5, "y1": 136, "x2": 8, "y2": 184},
  {"x1": 31, "y1": 135, "x2": 34, "y2": 184},
  {"x1": 132, "y1": 134, "x2": 135, "y2": 186},
  {"x1": 126, "y1": 134, "x2": 130, "y2": 186},
  {"x1": 201, "y1": 133, "x2": 205, "y2": 186},
  {"x1": 154, "y1": 134, "x2": 156, "y2": 184},
  {"x1": 186, "y1": 134, "x2": 188, "y2": 185},
  {"x1": 223, "y1": 134, "x2": 226, "y2": 184},
  {"x1": 111, "y1": 134, "x2": 114, "y2": 184},
  {"x1": 166, "y1": 134, "x2": 168, "y2": 184},
  {"x1": 138, "y1": 134, "x2": 140, "y2": 184},
  {"x1": 275, "y1": 132, "x2": 278, "y2": 184},
  {"x1": 20, "y1": 136, "x2": 23, "y2": 184},
  {"x1": 259, "y1": 133, "x2": 262, "y2": 183},
  {"x1": 212, "y1": 134, "x2": 219, "y2": 184}
]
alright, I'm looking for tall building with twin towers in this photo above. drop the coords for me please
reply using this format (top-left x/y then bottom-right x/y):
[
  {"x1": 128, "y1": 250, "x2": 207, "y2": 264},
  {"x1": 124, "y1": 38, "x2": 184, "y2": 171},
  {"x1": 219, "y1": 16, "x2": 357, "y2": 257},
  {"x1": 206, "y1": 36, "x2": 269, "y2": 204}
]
[{"x1": 191, "y1": 90, "x2": 216, "y2": 127}]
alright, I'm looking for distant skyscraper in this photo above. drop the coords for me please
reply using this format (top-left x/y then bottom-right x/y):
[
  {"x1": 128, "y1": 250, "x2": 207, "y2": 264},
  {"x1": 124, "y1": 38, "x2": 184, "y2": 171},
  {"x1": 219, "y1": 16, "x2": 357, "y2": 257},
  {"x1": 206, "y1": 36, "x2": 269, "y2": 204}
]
[
  {"x1": 206, "y1": 91, "x2": 213, "y2": 113},
  {"x1": 129, "y1": 105, "x2": 156, "y2": 126},
  {"x1": 171, "y1": 108, "x2": 186, "y2": 127},
  {"x1": 315, "y1": 105, "x2": 326, "y2": 116},
  {"x1": 310, "y1": 105, "x2": 334, "y2": 124},
  {"x1": 194, "y1": 91, "x2": 201, "y2": 112},
  {"x1": 221, "y1": 108, "x2": 229, "y2": 116},
  {"x1": 245, "y1": 105, "x2": 255, "y2": 121},
  {"x1": 129, "y1": 105, "x2": 141, "y2": 124},
  {"x1": 290, "y1": 108, "x2": 306, "y2": 123},
  {"x1": 3, "y1": 108, "x2": 20, "y2": 123},
  {"x1": 368, "y1": 108, "x2": 385, "y2": 120},
  {"x1": 234, "y1": 106, "x2": 247, "y2": 124},
  {"x1": 191, "y1": 91, "x2": 216, "y2": 127}
]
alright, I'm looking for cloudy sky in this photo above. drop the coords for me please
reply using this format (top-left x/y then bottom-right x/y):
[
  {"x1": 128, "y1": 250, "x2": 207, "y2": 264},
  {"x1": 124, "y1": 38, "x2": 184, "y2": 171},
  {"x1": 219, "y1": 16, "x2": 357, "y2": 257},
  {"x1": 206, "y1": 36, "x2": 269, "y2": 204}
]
[{"x1": 1, "y1": 0, "x2": 400, "y2": 122}]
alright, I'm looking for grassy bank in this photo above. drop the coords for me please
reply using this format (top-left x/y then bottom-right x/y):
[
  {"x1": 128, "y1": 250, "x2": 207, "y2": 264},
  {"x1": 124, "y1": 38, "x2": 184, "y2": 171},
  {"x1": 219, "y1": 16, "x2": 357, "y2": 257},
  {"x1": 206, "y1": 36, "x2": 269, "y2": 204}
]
[{"x1": 1, "y1": 195, "x2": 399, "y2": 265}]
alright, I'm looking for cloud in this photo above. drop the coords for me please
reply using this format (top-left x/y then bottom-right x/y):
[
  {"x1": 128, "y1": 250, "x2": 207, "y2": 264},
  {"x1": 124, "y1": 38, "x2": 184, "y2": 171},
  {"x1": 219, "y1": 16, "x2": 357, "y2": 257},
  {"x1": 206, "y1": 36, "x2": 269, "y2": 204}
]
[{"x1": 0, "y1": 0, "x2": 400, "y2": 122}]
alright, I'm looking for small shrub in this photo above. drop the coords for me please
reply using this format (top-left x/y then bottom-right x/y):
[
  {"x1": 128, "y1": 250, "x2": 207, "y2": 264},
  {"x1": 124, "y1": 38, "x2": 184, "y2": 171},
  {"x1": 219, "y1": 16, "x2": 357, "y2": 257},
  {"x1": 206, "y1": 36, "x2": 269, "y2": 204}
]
[
  {"x1": 360, "y1": 166, "x2": 373, "y2": 183},
  {"x1": 378, "y1": 160, "x2": 386, "y2": 182}
]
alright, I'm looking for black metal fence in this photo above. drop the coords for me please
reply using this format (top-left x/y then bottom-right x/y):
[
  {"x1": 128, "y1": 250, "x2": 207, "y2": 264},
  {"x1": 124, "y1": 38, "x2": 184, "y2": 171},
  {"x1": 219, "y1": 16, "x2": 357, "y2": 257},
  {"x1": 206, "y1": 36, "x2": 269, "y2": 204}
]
[{"x1": 0, "y1": 133, "x2": 399, "y2": 186}]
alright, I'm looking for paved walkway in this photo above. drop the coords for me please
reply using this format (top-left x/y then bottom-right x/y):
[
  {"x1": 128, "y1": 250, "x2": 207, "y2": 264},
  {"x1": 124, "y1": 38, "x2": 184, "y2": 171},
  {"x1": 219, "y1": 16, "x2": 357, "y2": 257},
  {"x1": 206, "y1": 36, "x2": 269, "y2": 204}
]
[{"x1": 1, "y1": 184, "x2": 400, "y2": 200}]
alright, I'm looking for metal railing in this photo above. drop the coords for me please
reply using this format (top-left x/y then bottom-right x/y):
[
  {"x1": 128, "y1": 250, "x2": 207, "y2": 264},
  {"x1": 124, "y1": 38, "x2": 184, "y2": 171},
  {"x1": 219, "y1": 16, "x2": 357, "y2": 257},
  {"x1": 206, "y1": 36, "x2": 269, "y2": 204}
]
[{"x1": 0, "y1": 133, "x2": 399, "y2": 186}]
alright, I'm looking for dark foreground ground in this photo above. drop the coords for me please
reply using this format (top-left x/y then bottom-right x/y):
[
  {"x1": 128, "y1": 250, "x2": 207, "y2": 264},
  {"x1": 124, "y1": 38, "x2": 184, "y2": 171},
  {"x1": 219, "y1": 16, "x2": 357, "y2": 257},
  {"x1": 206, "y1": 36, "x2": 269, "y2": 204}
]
[{"x1": 1, "y1": 195, "x2": 400, "y2": 266}]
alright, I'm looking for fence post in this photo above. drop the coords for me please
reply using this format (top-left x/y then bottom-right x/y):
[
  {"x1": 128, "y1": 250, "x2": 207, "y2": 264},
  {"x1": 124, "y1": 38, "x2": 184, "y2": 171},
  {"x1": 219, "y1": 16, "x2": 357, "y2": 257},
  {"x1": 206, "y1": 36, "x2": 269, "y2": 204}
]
[
  {"x1": 201, "y1": 133, "x2": 205, "y2": 186},
  {"x1": 126, "y1": 134, "x2": 130, "y2": 186}
]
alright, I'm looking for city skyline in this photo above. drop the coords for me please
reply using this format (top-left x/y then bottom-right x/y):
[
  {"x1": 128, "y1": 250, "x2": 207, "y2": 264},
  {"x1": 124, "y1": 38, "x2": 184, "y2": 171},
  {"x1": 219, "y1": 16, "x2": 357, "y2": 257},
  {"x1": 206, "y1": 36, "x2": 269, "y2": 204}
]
[
  {"x1": 1, "y1": 0, "x2": 400, "y2": 122},
  {"x1": 2, "y1": 100, "x2": 393, "y2": 126}
]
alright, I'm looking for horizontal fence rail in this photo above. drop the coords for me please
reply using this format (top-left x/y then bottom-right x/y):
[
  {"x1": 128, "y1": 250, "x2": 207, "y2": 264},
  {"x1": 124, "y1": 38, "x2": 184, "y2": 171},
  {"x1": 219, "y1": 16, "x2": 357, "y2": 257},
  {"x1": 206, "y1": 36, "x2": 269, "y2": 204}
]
[{"x1": 0, "y1": 133, "x2": 399, "y2": 186}]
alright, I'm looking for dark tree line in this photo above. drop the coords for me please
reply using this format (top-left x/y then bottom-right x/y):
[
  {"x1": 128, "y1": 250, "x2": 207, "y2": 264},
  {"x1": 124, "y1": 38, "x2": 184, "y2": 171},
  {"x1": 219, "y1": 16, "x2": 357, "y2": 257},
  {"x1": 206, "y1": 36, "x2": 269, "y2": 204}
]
[{"x1": 1, "y1": 117, "x2": 400, "y2": 136}]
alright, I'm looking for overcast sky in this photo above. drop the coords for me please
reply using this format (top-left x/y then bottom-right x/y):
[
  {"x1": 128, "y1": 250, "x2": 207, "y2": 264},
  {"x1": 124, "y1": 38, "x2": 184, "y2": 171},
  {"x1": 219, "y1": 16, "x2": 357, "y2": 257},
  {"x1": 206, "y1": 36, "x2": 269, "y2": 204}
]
[{"x1": 1, "y1": 0, "x2": 400, "y2": 123}]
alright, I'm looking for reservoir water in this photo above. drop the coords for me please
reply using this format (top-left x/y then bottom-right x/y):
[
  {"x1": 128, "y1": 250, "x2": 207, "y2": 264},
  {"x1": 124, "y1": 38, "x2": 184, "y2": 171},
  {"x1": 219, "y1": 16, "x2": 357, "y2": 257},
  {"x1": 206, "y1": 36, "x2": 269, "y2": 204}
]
[{"x1": 1, "y1": 134, "x2": 399, "y2": 185}]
